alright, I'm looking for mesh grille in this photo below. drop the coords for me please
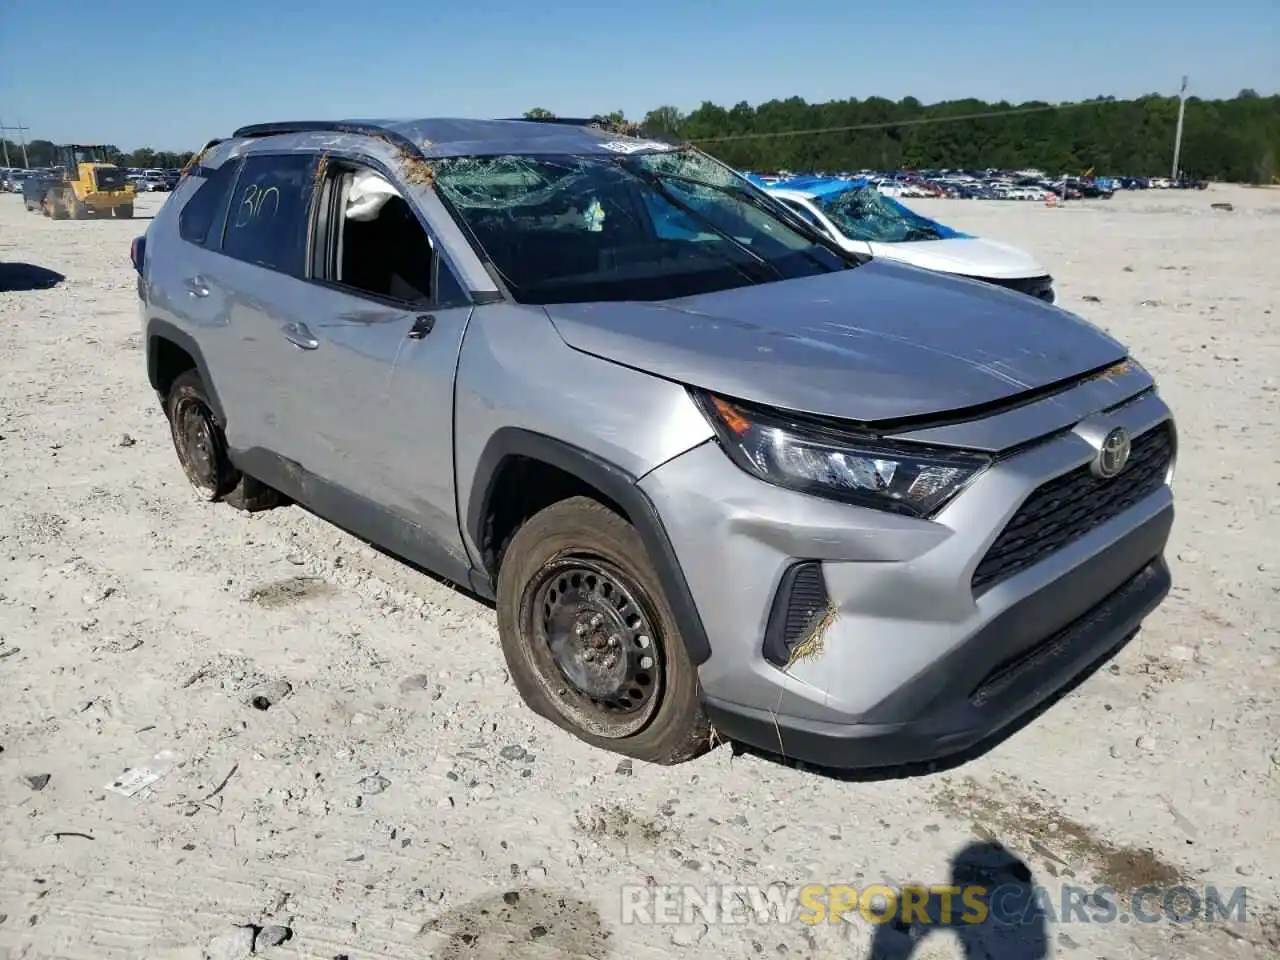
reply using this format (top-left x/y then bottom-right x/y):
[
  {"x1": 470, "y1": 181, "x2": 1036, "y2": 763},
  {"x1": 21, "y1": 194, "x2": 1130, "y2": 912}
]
[
  {"x1": 763, "y1": 562, "x2": 831, "y2": 666},
  {"x1": 783, "y1": 564, "x2": 829, "y2": 647},
  {"x1": 972, "y1": 423, "x2": 1174, "y2": 594},
  {"x1": 94, "y1": 167, "x2": 128, "y2": 190}
]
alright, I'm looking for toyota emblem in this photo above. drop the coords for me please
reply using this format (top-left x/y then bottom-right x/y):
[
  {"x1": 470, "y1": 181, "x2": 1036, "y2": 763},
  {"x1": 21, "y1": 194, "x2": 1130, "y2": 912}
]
[{"x1": 1093, "y1": 426, "x2": 1131, "y2": 478}]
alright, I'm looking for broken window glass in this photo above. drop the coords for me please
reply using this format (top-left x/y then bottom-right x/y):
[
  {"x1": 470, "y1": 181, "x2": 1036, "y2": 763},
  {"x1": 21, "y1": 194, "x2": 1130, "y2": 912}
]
[
  {"x1": 813, "y1": 185, "x2": 943, "y2": 243},
  {"x1": 430, "y1": 150, "x2": 849, "y2": 305}
]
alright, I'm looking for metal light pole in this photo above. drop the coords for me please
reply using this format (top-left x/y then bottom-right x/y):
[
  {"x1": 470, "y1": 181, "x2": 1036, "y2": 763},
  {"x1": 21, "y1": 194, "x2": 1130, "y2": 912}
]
[
  {"x1": 1171, "y1": 75, "x2": 1188, "y2": 181},
  {"x1": 0, "y1": 119, "x2": 32, "y2": 167}
]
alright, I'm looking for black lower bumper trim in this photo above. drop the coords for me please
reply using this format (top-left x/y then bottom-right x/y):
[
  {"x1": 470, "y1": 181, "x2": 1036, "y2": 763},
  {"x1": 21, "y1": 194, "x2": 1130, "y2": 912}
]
[{"x1": 704, "y1": 554, "x2": 1170, "y2": 772}]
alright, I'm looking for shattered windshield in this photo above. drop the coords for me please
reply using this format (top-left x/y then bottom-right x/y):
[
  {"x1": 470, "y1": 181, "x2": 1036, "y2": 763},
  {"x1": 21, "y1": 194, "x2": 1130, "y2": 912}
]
[
  {"x1": 431, "y1": 150, "x2": 849, "y2": 304},
  {"x1": 813, "y1": 185, "x2": 943, "y2": 243}
]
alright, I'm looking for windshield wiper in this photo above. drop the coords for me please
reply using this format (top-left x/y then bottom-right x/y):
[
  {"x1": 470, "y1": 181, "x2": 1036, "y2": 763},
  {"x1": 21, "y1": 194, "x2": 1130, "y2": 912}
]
[{"x1": 629, "y1": 168, "x2": 780, "y2": 283}]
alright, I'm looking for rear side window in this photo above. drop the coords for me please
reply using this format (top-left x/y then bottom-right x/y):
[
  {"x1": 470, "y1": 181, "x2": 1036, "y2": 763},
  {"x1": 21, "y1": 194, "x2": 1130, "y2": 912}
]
[
  {"x1": 178, "y1": 160, "x2": 239, "y2": 246},
  {"x1": 221, "y1": 154, "x2": 317, "y2": 277}
]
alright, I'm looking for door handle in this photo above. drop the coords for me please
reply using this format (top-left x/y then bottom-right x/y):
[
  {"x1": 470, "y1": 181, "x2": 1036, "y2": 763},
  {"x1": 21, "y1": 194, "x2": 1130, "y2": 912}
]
[
  {"x1": 282, "y1": 321, "x2": 319, "y2": 350},
  {"x1": 407, "y1": 314, "x2": 435, "y2": 339},
  {"x1": 183, "y1": 276, "x2": 209, "y2": 298}
]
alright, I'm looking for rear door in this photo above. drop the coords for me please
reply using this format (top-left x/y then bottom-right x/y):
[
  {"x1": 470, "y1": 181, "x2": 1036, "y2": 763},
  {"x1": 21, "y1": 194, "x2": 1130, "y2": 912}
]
[
  {"x1": 145, "y1": 155, "x2": 249, "y2": 436},
  {"x1": 209, "y1": 151, "x2": 325, "y2": 472}
]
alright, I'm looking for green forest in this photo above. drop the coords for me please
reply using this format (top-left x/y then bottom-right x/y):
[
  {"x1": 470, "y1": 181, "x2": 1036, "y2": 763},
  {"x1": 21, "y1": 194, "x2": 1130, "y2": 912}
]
[
  {"x1": 0, "y1": 143, "x2": 192, "y2": 171},
  {"x1": 531, "y1": 90, "x2": 1280, "y2": 182},
  {"x1": 4, "y1": 90, "x2": 1276, "y2": 182}
]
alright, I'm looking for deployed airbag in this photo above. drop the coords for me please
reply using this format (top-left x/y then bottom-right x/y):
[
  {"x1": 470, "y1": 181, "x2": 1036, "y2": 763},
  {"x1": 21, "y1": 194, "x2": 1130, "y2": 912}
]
[{"x1": 346, "y1": 170, "x2": 399, "y2": 221}]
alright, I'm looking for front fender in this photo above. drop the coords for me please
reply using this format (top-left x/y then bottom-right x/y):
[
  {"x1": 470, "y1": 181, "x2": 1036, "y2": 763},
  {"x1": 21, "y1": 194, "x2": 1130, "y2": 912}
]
[{"x1": 465, "y1": 427, "x2": 713, "y2": 666}]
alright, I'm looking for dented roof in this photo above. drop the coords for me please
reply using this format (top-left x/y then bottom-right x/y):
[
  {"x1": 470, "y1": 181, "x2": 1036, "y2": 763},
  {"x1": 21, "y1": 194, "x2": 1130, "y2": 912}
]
[{"x1": 225, "y1": 118, "x2": 677, "y2": 160}]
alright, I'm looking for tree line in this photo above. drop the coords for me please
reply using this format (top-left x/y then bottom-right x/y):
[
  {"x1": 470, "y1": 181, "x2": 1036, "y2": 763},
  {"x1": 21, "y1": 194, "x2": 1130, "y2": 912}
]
[
  {"x1": 0, "y1": 141, "x2": 193, "y2": 170},
  {"x1": 5, "y1": 90, "x2": 1276, "y2": 182},
  {"x1": 527, "y1": 89, "x2": 1280, "y2": 183}
]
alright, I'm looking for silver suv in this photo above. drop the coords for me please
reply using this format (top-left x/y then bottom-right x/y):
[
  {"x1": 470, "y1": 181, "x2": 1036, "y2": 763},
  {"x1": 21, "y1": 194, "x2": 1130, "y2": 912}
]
[{"x1": 133, "y1": 118, "x2": 1176, "y2": 769}]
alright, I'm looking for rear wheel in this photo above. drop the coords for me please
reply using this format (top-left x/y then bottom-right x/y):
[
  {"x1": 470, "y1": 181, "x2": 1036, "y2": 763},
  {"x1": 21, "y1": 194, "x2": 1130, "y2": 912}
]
[
  {"x1": 163, "y1": 369, "x2": 281, "y2": 511},
  {"x1": 114, "y1": 203, "x2": 134, "y2": 219},
  {"x1": 45, "y1": 192, "x2": 66, "y2": 219},
  {"x1": 496, "y1": 496, "x2": 710, "y2": 764}
]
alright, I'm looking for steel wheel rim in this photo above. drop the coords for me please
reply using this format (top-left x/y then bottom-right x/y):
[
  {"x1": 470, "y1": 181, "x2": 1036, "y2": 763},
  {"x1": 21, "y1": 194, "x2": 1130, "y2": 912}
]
[
  {"x1": 522, "y1": 555, "x2": 664, "y2": 738},
  {"x1": 173, "y1": 396, "x2": 222, "y2": 497}
]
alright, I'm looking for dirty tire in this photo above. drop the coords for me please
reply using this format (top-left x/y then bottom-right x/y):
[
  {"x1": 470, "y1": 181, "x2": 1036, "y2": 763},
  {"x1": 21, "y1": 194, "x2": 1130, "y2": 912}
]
[
  {"x1": 163, "y1": 370, "x2": 282, "y2": 510},
  {"x1": 45, "y1": 194, "x2": 66, "y2": 219},
  {"x1": 224, "y1": 474, "x2": 284, "y2": 512},
  {"x1": 114, "y1": 203, "x2": 134, "y2": 219},
  {"x1": 497, "y1": 496, "x2": 710, "y2": 764}
]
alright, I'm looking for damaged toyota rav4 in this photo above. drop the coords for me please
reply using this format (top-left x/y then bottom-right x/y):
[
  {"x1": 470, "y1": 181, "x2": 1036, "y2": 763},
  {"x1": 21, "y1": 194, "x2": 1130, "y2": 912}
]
[{"x1": 134, "y1": 118, "x2": 1176, "y2": 768}]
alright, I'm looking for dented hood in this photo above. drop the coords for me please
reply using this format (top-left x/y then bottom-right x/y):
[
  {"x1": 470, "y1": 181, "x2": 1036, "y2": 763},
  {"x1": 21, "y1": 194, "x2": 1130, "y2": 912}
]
[
  {"x1": 543, "y1": 259, "x2": 1127, "y2": 424},
  {"x1": 869, "y1": 237, "x2": 1048, "y2": 281}
]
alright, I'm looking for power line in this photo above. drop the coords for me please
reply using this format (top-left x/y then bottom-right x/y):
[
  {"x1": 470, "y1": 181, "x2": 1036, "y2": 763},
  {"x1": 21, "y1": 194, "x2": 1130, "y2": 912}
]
[
  {"x1": 0, "y1": 119, "x2": 31, "y2": 167},
  {"x1": 686, "y1": 100, "x2": 1107, "y2": 144}
]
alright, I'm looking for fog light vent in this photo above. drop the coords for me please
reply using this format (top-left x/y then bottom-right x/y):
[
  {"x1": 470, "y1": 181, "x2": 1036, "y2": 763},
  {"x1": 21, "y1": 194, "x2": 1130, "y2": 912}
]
[{"x1": 763, "y1": 562, "x2": 831, "y2": 667}]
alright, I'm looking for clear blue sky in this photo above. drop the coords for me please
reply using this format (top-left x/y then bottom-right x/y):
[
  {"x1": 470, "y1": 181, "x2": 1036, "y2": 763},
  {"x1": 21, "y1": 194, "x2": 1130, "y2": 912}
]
[{"x1": 1, "y1": 0, "x2": 1276, "y2": 152}]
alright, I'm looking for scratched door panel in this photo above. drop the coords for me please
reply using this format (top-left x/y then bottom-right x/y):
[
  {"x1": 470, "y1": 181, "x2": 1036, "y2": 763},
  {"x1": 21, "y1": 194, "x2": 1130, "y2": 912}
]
[
  {"x1": 380, "y1": 301, "x2": 474, "y2": 557},
  {"x1": 215, "y1": 152, "x2": 322, "y2": 466},
  {"x1": 280, "y1": 281, "x2": 415, "y2": 501}
]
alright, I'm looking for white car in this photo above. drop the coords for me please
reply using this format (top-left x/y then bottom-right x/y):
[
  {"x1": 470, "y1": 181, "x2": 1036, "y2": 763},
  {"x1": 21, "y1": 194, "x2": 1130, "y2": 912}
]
[{"x1": 760, "y1": 176, "x2": 1055, "y2": 302}]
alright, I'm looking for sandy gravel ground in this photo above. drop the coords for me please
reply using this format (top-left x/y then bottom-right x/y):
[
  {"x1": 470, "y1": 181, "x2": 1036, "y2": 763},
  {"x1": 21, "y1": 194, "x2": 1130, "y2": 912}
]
[{"x1": 0, "y1": 185, "x2": 1277, "y2": 960}]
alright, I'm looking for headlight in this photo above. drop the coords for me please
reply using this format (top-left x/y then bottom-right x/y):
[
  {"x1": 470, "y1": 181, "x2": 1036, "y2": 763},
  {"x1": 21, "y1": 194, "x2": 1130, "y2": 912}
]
[{"x1": 692, "y1": 390, "x2": 990, "y2": 517}]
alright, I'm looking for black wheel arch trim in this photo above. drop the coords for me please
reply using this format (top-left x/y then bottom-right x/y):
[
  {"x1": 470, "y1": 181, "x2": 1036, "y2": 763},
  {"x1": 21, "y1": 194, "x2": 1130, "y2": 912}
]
[
  {"x1": 466, "y1": 428, "x2": 712, "y2": 666},
  {"x1": 145, "y1": 318, "x2": 226, "y2": 425}
]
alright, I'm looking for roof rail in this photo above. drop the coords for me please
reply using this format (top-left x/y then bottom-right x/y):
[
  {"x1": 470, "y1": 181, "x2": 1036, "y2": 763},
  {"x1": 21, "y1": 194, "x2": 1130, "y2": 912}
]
[
  {"x1": 500, "y1": 116, "x2": 606, "y2": 127},
  {"x1": 499, "y1": 115, "x2": 684, "y2": 146},
  {"x1": 179, "y1": 137, "x2": 225, "y2": 178},
  {"x1": 229, "y1": 121, "x2": 425, "y2": 158}
]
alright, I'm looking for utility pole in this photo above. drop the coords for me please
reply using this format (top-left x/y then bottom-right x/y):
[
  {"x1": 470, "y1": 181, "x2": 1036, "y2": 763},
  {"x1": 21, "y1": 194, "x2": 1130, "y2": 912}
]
[
  {"x1": 0, "y1": 119, "x2": 32, "y2": 167},
  {"x1": 1171, "y1": 76, "x2": 1188, "y2": 182}
]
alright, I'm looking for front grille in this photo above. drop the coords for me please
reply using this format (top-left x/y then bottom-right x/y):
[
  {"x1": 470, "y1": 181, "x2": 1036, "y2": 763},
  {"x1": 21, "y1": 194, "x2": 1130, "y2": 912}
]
[
  {"x1": 94, "y1": 168, "x2": 127, "y2": 190},
  {"x1": 969, "y1": 561, "x2": 1159, "y2": 707},
  {"x1": 972, "y1": 422, "x2": 1174, "y2": 594},
  {"x1": 978, "y1": 274, "x2": 1055, "y2": 302}
]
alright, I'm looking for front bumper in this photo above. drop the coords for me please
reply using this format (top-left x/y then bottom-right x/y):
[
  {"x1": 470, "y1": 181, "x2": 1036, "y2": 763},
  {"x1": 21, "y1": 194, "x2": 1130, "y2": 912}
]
[
  {"x1": 704, "y1": 549, "x2": 1168, "y2": 770},
  {"x1": 977, "y1": 273, "x2": 1055, "y2": 303},
  {"x1": 639, "y1": 388, "x2": 1174, "y2": 769}
]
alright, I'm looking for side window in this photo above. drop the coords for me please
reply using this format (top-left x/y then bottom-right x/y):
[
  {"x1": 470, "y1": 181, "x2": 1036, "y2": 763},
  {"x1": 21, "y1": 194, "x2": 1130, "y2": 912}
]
[
  {"x1": 313, "y1": 162, "x2": 466, "y2": 307},
  {"x1": 178, "y1": 159, "x2": 239, "y2": 246},
  {"x1": 221, "y1": 154, "x2": 317, "y2": 277},
  {"x1": 435, "y1": 251, "x2": 469, "y2": 306}
]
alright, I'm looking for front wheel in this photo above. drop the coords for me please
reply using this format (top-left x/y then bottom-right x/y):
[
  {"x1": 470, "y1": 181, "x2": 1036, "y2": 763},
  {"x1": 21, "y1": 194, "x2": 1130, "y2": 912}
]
[{"x1": 496, "y1": 496, "x2": 711, "y2": 764}]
